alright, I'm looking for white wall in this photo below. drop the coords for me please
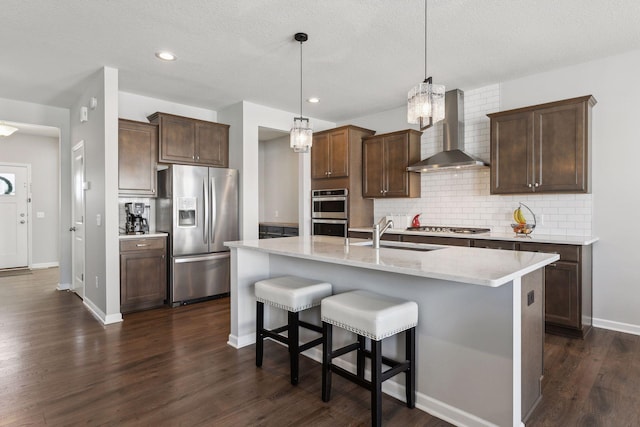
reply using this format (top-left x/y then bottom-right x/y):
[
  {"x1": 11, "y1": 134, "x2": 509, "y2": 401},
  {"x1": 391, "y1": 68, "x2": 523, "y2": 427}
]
[
  {"x1": 0, "y1": 97, "x2": 71, "y2": 287},
  {"x1": 499, "y1": 49, "x2": 640, "y2": 334},
  {"x1": 118, "y1": 92, "x2": 217, "y2": 123},
  {"x1": 219, "y1": 101, "x2": 335, "y2": 239},
  {"x1": 259, "y1": 135, "x2": 299, "y2": 223},
  {"x1": 70, "y1": 67, "x2": 121, "y2": 324},
  {"x1": 1, "y1": 133, "x2": 59, "y2": 267},
  {"x1": 342, "y1": 49, "x2": 640, "y2": 333}
]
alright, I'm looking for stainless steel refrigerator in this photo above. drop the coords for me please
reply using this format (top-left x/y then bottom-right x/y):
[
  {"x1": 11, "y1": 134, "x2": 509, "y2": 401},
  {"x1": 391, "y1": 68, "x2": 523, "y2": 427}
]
[{"x1": 156, "y1": 165, "x2": 239, "y2": 306}]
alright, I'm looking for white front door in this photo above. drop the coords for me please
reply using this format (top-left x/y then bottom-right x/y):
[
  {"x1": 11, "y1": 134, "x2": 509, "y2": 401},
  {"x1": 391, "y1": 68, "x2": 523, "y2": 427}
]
[
  {"x1": 71, "y1": 142, "x2": 85, "y2": 298},
  {"x1": 0, "y1": 164, "x2": 30, "y2": 269}
]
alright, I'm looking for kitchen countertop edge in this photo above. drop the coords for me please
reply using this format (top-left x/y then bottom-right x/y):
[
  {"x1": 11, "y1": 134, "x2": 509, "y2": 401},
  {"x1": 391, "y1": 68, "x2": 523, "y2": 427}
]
[
  {"x1": 119, "y1": 232, "x2": 168, "y2": 239},
  {"x1": 349, "y1": 227, "x2": 598, "y2": 246},
  {"x1": 225, "y1": 235, "x2": 559, "y2": 288}
]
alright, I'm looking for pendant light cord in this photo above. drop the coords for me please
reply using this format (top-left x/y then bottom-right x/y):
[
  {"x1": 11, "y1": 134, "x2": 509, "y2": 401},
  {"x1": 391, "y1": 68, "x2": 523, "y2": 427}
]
[
  {"x1": 299, "y1": 39, "x2": 303, "y2": 119},
  {"x1": 424, "y1": 0, "x2": 428, "y2": 81}
]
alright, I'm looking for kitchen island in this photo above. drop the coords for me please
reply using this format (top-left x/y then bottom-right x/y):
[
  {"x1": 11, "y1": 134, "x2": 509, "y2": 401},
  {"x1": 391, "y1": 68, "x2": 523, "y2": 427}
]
[{"x1": 225, "y1": 235, "x2": 559, "y2": 427}]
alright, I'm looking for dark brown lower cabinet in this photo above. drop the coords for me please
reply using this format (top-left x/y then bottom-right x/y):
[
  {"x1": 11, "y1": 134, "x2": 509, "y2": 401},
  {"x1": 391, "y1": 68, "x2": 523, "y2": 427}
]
[
  {"x1": 120, "y1": 237, "x2": 167, "y2": 313},
  {"x1": 544, "y1": 261, "x2": 580, "y2": 328}
]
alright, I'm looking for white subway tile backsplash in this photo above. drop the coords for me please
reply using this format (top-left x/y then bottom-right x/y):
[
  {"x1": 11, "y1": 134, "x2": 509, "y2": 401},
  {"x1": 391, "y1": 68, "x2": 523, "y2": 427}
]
[{"x1": 374, "y1": 84, "x2": 593, "y2": 236}]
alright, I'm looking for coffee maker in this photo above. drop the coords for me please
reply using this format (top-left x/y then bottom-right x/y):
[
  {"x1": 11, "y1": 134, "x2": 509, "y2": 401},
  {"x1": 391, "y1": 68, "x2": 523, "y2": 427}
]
[{"x1": 125, "y1": 202, "x2": 149, "y2": 234}]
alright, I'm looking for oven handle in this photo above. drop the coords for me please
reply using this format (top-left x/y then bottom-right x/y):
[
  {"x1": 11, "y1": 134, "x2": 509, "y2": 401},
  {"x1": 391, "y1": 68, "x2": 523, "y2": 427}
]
[
  {"x1": 312, "y1": 196, "x2": 347, "y2": 202},
  {"x1": 312, "y1": 219, "x2": 348, "y2": 224}
]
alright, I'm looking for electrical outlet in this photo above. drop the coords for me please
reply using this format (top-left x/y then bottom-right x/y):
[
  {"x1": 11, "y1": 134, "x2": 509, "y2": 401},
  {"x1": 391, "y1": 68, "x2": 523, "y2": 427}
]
[
  {"x1": 95, "y1": 276, "x2": 99, "y2": 288},
  {"x1": 527, "y1": 290, "x2": 535, "y2": 306},
  {"x1": 539, "y1": 214, "x2": 545, "y2": 225},
  {"x1": 274, "y1": 210, "x2": 279, "y2": 218}
]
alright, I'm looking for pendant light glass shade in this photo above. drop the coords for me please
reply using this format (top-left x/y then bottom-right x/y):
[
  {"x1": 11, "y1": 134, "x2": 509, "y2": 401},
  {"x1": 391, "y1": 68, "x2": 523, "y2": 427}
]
[
  {"x1": 290, "y1": 117, "x2": 312, "y2": 153},
  {"x1": 407, "y1": 77, "x2": 445, "y2": 128},
  {"x1": 290, "y1": 32, "x2": 313, "y2": 153},
  {"x1": 408, "y1": 0, "x2": 445, "y2": 130},
  {"x1": 0, "y1": 123, "x2": 18, "y2": 137}
]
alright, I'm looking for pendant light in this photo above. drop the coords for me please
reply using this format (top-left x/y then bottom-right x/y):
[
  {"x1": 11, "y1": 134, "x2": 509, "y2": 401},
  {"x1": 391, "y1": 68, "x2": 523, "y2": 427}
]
[
  {"x1": 407, "y1": 0, "x2": 445, "y2": 130},
  {"x1": 290, "y1": 32, "x2": 313, "y2": 153},
  {"x1": 0, "y1": 122, "x2": 18, "y2": 137}
]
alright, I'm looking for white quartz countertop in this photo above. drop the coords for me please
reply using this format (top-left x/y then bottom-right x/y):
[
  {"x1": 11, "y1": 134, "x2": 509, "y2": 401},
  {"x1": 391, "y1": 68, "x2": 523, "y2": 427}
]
[
  {"x1": 225, "y1": 235, "x2": 559, "y2": 287},
  {"x1": 118, "y1": 232, "x2": 168, "y2": 239},
  {"x1": 349, "y1": 227, "x2": 598, "y2": 246}
]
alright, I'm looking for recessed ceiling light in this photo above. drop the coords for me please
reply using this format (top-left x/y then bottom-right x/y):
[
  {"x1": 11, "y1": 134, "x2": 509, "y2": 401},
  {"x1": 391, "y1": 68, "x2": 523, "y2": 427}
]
[
  {"x1": 155, "y1": 51, "x2": 177, "y2": 61},
  {"x1": 307, "y1": 97, "x2": 320, "y2": 103}
]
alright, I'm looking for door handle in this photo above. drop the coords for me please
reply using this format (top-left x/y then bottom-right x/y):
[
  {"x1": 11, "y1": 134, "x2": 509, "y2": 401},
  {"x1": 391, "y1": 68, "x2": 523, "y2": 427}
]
[
  {"x1": 203, "y1": 179, "x2": 208, "y2": 245},
  {"x1": 210, "y1": 177, "x2": 217, "y2": 243},
  {"x1": 69, "y1": 226, "x2": 76, "y2": 232}
]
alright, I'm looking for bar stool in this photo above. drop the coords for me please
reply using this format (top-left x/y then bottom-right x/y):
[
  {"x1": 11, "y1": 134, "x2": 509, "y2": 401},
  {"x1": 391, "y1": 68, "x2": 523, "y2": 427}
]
[
  {"x1": 321, "y1": 290, "x2": 418, "y2": 427},
  {"x1": 255, "y1": 276, "x2": 332, "y2": 385}
]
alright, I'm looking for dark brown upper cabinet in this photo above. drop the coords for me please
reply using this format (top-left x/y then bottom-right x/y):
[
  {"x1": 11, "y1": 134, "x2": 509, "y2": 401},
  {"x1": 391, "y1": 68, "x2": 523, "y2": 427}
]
[
  {"x1": 147, "y1": 112, "x2": 229, "y2": 168},
  {"x1": 362, "y1": 129, "x2": 422, "y2": 198},
  {"x1": 488, "y1": 95, "x2": 596, "y2": 194},
  {"x1": 312, "y1": 127, "x2": 350, "y2": 179},
  {"x1": 118, "y1": 119, "x2": 158, "y2": 196}
]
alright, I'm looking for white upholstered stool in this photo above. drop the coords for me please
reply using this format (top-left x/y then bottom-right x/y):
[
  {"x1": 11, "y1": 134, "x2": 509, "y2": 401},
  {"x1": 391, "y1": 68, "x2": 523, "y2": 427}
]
[
  {"x1": 255, "y1": 276, "x2": 332, "y2": 385},
  {"x1": 321, "y1": 290, "x2": 418, "y2": 427}
]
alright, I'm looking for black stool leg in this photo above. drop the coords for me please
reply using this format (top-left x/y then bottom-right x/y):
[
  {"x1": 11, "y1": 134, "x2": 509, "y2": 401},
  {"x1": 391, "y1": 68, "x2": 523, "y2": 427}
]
[
  {"x1": 371, "y1": 338, "x2": 382, "y2": 427},
  {"x1": 357, "y1": 334, "x2": 366, "y2": 378},
  {"x1": 256, "y1": 301, "x2": 264, "y2": 367},
  {"x1": 405, "y1": 327, "x2": 416, "y2": 408},
  {"x1": 322, "y1": 322, "x2": 333, "y2": 402},
  {"x1": 288, "y1": 310, "x2": 300, "y2": 385}
]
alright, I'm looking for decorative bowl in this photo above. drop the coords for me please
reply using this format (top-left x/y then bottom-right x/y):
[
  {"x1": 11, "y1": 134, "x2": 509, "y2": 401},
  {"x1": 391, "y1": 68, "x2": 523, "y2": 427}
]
[{"x1": 511, "y1": 223, "x2": 536, "y2": 236}]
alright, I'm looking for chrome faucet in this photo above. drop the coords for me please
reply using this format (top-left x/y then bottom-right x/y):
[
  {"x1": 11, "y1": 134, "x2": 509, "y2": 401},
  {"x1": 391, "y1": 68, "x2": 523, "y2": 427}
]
[{"x1": 372, "y1": 217, "x2": 394, "y2": 249}]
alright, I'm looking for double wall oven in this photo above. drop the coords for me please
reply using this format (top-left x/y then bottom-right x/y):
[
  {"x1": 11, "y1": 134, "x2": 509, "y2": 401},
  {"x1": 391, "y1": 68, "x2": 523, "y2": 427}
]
[{"x1": 311, "y1": 188, "x2": 348, "y2": 237}]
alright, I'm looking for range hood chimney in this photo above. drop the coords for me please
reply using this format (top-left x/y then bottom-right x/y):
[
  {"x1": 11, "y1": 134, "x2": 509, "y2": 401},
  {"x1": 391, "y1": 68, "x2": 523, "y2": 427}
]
[{"x1": 407, "y1": 89, "x2": 488, "y2": 172}]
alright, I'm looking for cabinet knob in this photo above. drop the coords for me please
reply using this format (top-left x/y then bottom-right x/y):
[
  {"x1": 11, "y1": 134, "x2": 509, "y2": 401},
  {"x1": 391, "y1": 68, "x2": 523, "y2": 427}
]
[
  {"x1": 527, "y1": 184, "x2": 533, "y2": 188},
  {"x1": 192, "y1": 155, "x2": 195, "y2": 160},
  {"x1": 534, "y1": 182, "x2": 539, "y2": 187},
  {"x1": 327, "y1": 171, "x2": 332, "y2": 175},
  {"x1": 380, "y1": 190, "x2": 384, "y2": 194},
  {"x1": 197, "y1": 155, "x2": 200, "y2": 160},
  {"x1": 548, "y1": 263, "x2": 557, "y2": 268}
]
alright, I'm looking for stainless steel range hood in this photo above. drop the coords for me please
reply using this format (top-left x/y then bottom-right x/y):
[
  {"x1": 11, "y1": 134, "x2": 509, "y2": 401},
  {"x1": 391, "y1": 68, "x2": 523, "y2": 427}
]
[{"x1": 407, "y1": 89, "x2": 488, "y2": 172}]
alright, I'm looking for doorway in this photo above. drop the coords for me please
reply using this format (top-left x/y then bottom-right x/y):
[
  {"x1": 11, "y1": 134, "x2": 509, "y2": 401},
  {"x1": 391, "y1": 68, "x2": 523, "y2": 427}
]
[
  {"x1": 0, "y1": 163, "x2": 31, "y2": 269},
  {"x1": 258, "y1": 127, "x2": 299, "y2": 227}
]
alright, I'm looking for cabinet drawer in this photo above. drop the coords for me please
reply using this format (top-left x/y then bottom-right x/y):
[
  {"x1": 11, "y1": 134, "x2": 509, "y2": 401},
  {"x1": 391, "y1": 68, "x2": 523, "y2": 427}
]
[
  {"x1": 402, "y1": 235, "x2": 471, "y2": 247},
  {"x1": 473, "y1": 240, "x2": 516, "y2": 250},
  {"x1": 518, "y1": 242, "x2": 579, "y2": 262},
  {"x1": 120, "y1": 237, "x2": 166, "y2": 252}
]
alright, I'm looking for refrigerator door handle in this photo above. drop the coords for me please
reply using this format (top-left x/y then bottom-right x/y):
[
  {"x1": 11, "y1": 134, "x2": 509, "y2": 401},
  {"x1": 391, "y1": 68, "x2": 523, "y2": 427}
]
[
  {"x1": 210, "y1": 177, "x2": 217, "y2": 243},
  {"x1": 174, "y1": 253, "x2": 229, "y2": 264},
  {"x1": 203, "y1": 178, "x2": 208, "y2": 244}
]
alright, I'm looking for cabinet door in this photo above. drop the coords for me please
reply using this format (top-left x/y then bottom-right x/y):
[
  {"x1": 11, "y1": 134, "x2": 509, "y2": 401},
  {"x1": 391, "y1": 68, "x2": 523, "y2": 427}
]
[
  {"x1": 159, "y1": 115, "x2": 196, "y2": 163},
  {"x1": 120, "y1": 250, "x2": 167, "y2": 313},
  {"x1": 534, "y1": 102, "x2": 587, "y2": 192},
  {"x1": 490, "y1": 112, "x2": 534, "y2": 194},
  {"x1": 544, "y1": 261, "x2": 580, "y2": 328},
  {"x1": 311, "y1": 133, "x2": 330, "y2": 179},
  {"x1": 362, "y1": 137, "x2": 385, "y2": 197},
  {"x1": 384, "y1": 133, "x2": 411, "y2": 197},
  {"x1": 195, "y1": 121, "x2": 228, "y2": 167},
  {"x1": 328, "y1": 129, "x2": 349, "y2": 178},
  {"x1": 118, "y1": 120, "x2": 158, "y2": 196}
]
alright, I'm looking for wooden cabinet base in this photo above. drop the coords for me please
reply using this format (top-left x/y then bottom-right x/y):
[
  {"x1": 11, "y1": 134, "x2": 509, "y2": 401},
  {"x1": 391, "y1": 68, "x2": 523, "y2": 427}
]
[
  {"x1": 545, "y1": 322, "x2": 592, "y2": 339},
  {"x1": 120, "y1": 237, "x2": 167, "y2": 314}
]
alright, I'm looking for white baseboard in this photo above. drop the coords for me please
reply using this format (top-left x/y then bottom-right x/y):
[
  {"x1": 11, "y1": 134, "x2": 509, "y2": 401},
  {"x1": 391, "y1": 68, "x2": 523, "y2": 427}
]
[
  {"x1": 32, "y1": 262, "x2": 59, "y2": 269},
  {"x1": 593, "y1": 317, "x2": 640, "y2": 336},
  {"x1": 83, "y1": 297, "x2": 123, "y2": 325},
  {"x1": 227, "y1": 333, "x2": 256, "y2": 349},
  {"x1": 57, "y1": 282, "x2": 71, "y2": 291},
  {"x1": 301, "y1": 347, "x2": 497, "y2": 427}
]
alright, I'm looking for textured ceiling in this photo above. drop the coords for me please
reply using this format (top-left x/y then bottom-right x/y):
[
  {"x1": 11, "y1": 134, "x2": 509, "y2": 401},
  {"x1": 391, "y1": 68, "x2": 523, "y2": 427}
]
[{"x1": 2, "y1": 0, "x2": 640, "y2": 123}]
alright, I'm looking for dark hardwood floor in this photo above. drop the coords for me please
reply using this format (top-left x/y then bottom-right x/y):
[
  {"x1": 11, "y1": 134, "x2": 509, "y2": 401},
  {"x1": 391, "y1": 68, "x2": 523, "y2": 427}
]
[
  {"x1": 2, "y1": 268, "x2": 639, "y2": 426},
  {"x1": 0, "y1": 268, "x2": 448, "y2": 426}
]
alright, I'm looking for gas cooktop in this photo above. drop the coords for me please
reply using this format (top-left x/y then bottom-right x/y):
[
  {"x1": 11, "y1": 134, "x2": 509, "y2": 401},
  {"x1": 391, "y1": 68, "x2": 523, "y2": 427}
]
[{"x1": 406, "y1": 226, "x2": 491, "y2": 234}]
